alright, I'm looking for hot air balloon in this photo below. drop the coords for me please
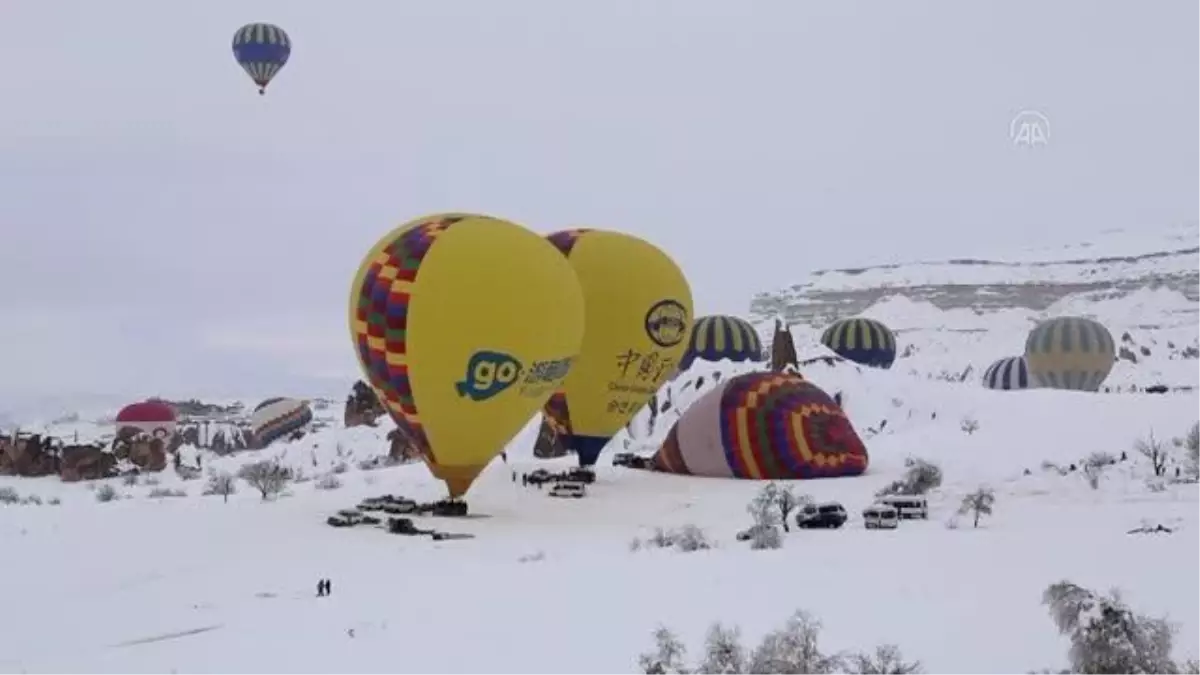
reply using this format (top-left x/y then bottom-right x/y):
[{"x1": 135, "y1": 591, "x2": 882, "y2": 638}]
[
  {"x1": 350, "y1": 213, "x2": 585, "y2": 501},
  {"x1": 251, "y1": 397, "x2": 313, "y2": 448},
  {"x1": 1024, "y1": 316, "x2": 1115, "y2": 391},
  {"x1": 115, "y1": 400, "x2": 177, "y2": 439},
  {"x1": 678, "y1": 315, "x2": 765, "y2": 371},
  {"x1": 819, "y1": 317, "x2": 897, "y2": 369},
  {"x1": 650, "y1": 372, "x2": 868, "y2": 479},
  {"x1": 232, "y1": 23, "x2": 291, "y2": 95},
  {"x1": 538, "y1": 229, "x2": 693, "y2": 469},
  {"x1": 982, "y1": 356, "x2": 1032, "y2": 391}
]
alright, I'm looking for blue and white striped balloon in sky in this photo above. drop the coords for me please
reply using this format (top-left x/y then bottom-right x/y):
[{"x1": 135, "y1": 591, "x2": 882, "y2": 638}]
[{"x1": 232, "y1": 23, "x2": 291, "y2": 95}]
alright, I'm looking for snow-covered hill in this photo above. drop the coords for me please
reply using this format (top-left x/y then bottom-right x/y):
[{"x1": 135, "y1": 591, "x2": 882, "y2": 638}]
[
  {"x1": 2, "y1": 360, "x2": 1198, "y2": 673},
  {"x1": 750, "y1": 223, "x2": 1199, "y2": 389},
  {"x1": 1, "y1": 226, "x2": 1198, "y2": 673}
]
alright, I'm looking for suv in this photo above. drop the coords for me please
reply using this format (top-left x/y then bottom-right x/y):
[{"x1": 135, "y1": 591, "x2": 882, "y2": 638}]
[
  {"x1": 612, "y1": 452, "x2": 636, "y2": 467},
  {"x1": 549, "y1": 481, "x2": 587, "y2": 498},
  {"x1": 875, "y1": 495, "x2": 929, "y2": 520},
  {"x1": 862, "y1": 504, "x2": 900, "y2": 530},
  {"x1": 796, "y1": 502, "x2": 848, "y2": 529}
]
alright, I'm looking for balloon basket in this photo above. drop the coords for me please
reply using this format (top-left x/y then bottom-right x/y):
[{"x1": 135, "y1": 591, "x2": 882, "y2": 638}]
[{"x1": 427, "y1": 499, "x2": 469, "y2": 518}]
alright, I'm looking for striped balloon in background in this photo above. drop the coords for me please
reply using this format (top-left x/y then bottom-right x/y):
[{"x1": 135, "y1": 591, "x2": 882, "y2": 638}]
[
  {"x1": 1024, "y1": 316, "x2": 1115, "y2": 392},
  {"x1": 819, "y1": 317, "x2": 897, "y2": 369},
  {"x1": 650, "y1": 371, "x2": 869, "y2": 480},
  {"x1": 678, "y1": 315, "x2": 765, "y2": 371},
  {"x1": 232, "y1": 22, "x2": 292, "y2": 94},
  {"x1": 251, "y1": 397, "x2": 313, "y2": 448},
  {"x1": 981, "y1": 356, "x2": 1033, "y2": 391}
]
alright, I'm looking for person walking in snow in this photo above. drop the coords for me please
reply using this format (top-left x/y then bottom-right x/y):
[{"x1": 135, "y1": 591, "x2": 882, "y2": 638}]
[
  {"x1": 317, "y1": 579, "x2": 326, "y2": 597},
  {"x1": 324, "y1": 579, "x2": 332, "y2": 596}
]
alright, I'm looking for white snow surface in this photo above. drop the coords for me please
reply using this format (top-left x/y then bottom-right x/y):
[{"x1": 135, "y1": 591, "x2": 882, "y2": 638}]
[{"x1": 2, "y1": 359, "x2": 1199, "y2": 674}]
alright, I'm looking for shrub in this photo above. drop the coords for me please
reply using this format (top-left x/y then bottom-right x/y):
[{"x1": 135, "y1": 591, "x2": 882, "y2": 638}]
[{"x1": 95, "y1": 484, "x2": 119, "y2": 502}]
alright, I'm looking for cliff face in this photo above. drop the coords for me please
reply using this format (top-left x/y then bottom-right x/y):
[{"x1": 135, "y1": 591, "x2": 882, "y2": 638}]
[
  {"x1": 751, "y1": 246, "x2": 1199, "y2": 328},
  {"x1": 747, "y1": 226, "x2": 1200, "y2": 389}
]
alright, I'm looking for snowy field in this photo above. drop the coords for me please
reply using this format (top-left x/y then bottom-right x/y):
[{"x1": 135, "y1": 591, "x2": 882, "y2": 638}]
[{"x1": 2, "y1": 362, "x2": 1198, "y2": 673}]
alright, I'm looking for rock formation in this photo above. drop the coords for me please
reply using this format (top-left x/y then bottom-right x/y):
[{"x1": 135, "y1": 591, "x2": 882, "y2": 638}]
[
  {"x1": 0, "y1": 433, "x2": 60, "y2": 477},
  {"x1": 344, "y1": 380, "x2": 387, "y2": 428},
  {"x1": 59, "y1": 444, "x2": 117, "y2": 482}
]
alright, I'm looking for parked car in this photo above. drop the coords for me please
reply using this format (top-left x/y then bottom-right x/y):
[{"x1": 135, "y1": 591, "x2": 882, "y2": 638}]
[
  {"x1": 862, "y1": 504, "x2": 900, "y2": 530},
  {"x1": 563, "y1": 467, "x2": 596, "y2": 484},
  {"x1": 526, "y1": 469, "x2": 553, "y2": 485},
  {"x1": 875, "y1": 495, "x2": 929, "y2": 519},
  {"x1": 796, "y1": 502, "x2": 848, "y2": 529},
  {"x1": 549, "y1": 481, "x2": 587, "y2": 498},
  {"x1": 736, "y1": 523, "x2": 776, "y2": 541},
  {"x1": 612, "y1": 452, "x2": 637, "y2": 467}
]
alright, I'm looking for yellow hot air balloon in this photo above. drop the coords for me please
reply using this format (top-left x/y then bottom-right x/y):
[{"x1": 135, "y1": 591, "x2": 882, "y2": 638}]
[
  {"x1": 541, "y1": 228, "x2": 693, "y2": 467},
  {"x1": 350, "y1": 213, "x2": 585, "y2": 499}
]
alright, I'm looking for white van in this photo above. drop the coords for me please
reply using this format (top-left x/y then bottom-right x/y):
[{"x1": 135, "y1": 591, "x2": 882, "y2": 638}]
[
  {"x1": 875, "y1": 495, "x2": 929, "y2": 519},
  {"x1": 549, "y1": 481, "x2": 587, "y2": 499},
  {"x1": 862, "y1": 504, "x2": 899, "y2": 530}
]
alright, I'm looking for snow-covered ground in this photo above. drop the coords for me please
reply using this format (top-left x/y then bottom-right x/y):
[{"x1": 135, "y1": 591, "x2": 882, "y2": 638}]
[{"x1": 2, "y1": 360, "x2": 1198, "y2": 673}]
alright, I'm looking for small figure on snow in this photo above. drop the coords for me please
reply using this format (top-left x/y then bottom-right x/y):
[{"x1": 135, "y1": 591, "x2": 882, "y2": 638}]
[{"x1": 317, "y1": 579, "x2": 326, "y2": 597}]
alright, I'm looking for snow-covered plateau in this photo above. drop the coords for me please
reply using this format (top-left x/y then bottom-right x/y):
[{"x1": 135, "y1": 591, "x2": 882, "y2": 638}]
[{"x1": 1, "y1": 226, "x2": 1197, "y2": 674}]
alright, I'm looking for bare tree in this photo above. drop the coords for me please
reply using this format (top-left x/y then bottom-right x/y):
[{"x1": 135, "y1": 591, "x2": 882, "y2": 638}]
[
  {"x1": 843, "y1": 645, "x2": 923, "y2": 674},
  {"x1": 639, "y1": 626, "x2": 691, "y2": 674},
  {"x1": 203, "y1": 471, "x2": 236, "y2": 503},
  {"x1": 238, "y1": 460, "x2": 290, "y2": 501},
  {"x1": 698, "y1": 623, "x2": 746, "y2": 675},
  {"x1": 1184, "y1": 423, "x2": 1199, "y2": 481},
  {"x1": 1134, "y1": 432, "x2": 1168, "y2": 477},
  {"x1": 960, "y1": 417, "x2": 980, "y2": 435},
  {"x1": 957, "y1": 487, "x2": 996, "y2": 528},
  {"x1": 774, "y1": 484, "x2": 807, "y2": 533}
]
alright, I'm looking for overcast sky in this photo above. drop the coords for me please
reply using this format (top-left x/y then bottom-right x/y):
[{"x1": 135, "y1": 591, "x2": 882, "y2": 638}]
[{"x1": 0, "y1": 0, "x2": 1195, "y2": 404}]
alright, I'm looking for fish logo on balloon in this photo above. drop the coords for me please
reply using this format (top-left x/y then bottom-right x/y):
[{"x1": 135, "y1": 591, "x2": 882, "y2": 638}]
[{"x1": 644, "y1": 300, "x2": 689, "y2": 348}]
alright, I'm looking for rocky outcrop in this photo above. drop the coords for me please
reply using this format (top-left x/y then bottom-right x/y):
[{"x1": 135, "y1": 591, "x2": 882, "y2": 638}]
[
  {"x1": 0, "y1": 433, "x2": 60, "y2": 477},
  {"x1": 125, "y1": 437, "x2": 167, "y2": 472},
  {"x1": 59, "y1": 444, "x2": 117, "y2": 482},
  {"x1": 387, "y1": 425, "x2": 423, "y2": 463},
  {"x1": 770, "y1": 319, "x2": 799, "y2": 372},
  {"x1": 345, "y1": 380, "x2": 386, "y2": 428}
]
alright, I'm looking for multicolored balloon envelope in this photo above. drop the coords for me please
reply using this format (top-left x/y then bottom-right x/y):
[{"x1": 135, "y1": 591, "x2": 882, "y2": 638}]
[
  {"x1": 650, "y1": 372, "x2": 869, "y2": 480},
  {"x1": 820, "y1": 317, "x2": 897, "y2": 369},
  {"x1": 678, "y1": 314, "x2": 765, "y2": 371},
  {"x1": 349, "y1": 213, "x2": 585, "y2": 498},
  {"x1": 1024, "y1": 316, "x2": 1114, "y2": 391},
  {"x1": 539, "y1": 229, "x2": 693, "y2": 467},
  {"x1": 251, "y1": 397, "x2": 313, "y2": 448}
]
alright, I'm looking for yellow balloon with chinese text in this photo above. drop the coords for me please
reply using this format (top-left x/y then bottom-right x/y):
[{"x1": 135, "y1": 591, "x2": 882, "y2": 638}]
[{"x1": 541, "y1": 229, "x2": 693, "y2": 467}]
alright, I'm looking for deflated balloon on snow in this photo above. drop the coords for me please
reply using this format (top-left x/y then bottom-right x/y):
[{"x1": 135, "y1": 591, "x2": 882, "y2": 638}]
[
  {"x1": 650, "y1": 371, "x2": 869, "y2": 480},
  {"x1": 251, "y1": 397, "x2": 313, "y2": 448},
  {"x1": 232, "y1": 22, "x2": 291, "y2": 94},
  {"x1": 539, "y1": 229, "x2": 692, "y2": 467},
  {"x1": 350, "y1": 213, "x2": 585, "y2": 498},
  {"x1": 820, "y1": 317, "x2": 897, "y2": 369},
  {"x1": 1023, "y1": 316, "x2": 1115, "y2": 391},
  {"x1": 678, "y1": 315, "x2": 765, "y2": 371}
]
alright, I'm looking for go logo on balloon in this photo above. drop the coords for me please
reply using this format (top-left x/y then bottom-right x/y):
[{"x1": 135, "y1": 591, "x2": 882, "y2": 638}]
[{"x1": 456, "y1": 351, "x2": 574, "y2": 402}]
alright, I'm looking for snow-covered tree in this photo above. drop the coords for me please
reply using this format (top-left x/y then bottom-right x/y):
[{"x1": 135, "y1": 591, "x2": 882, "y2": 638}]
[
  {"x1": 1043, "y1": 581, "x2": 1181, "y2": 674},
  {"x1": 697, "y1": 623, "x2": 746, "y2": 675},
  {"x1": 843, "y1": 644, "x2": 923, "y2": 674},
  {"x1": 238, "y1": 460, "x2": 290, "y2": 501},
  {"x1": 1184, "y1": 423, "x2": 1199, "y2": 481},
  {"x1": 747, "y1": 610, "x2": 843, "y2": 674},
  {"x1": 203, "y1": 471, "x2": 237, "y2": 503},
  {"x1": 639, "y1": 626, "x2": 690, "y2": 674},
  {"x1": 877, "y1": 457, "x2": 943, "y2": 497}
]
